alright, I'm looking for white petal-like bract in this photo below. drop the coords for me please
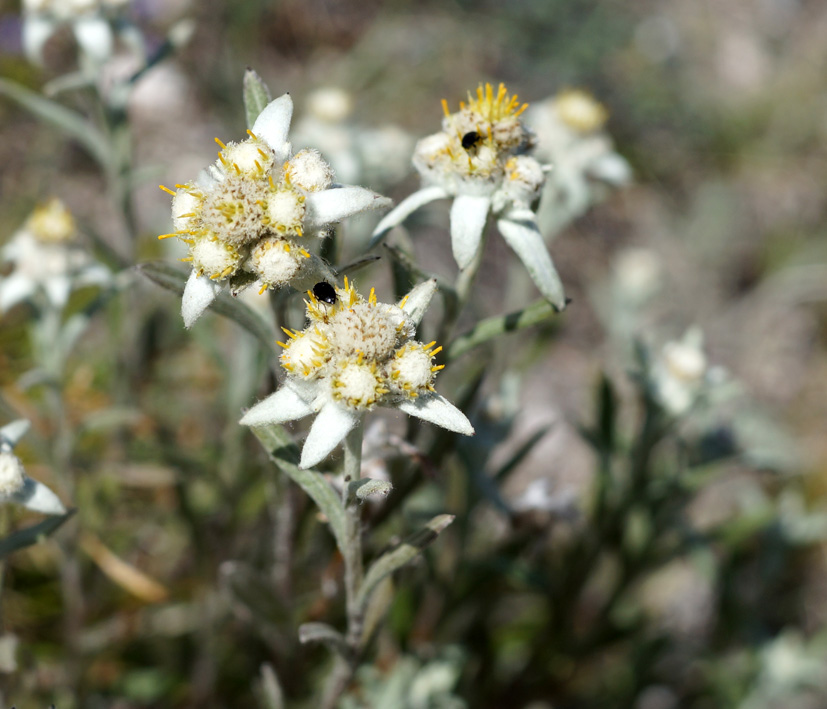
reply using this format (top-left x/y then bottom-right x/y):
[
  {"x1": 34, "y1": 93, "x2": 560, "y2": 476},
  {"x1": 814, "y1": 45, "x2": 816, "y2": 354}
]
[
  {"x1": 300, "y1": 403, "x2": 359, "y2": 469},
  {"x1": 240, "y1": 386, "x2": 315, "y2": 427},
  {"x1": 13, "y1": 477, "x2": 66, "y2": 516},
  {"x1": 304, "y1": 186, "x2": 391, "y2": 229},
  {"x1": 369, "y1": 185, "x2": 449, "y2": 248},
  {"x1": 450, "y1": 194, "x2": 490, "y2": 270},
  {"x1": 72, "y1": 15, "x2": 113, "y2": 64},
  {"x1": 0, "y1": 420, "x2": 31, "y2": 450},
  {"x1": 181, "y1": 271, "x2": 222, "y2": 328},
  {"x1": 253, "y1": 94, "x2": 294, "y2": 164},
  {"x1": 399, "y1": 278, "x2": 437, "y2": 328},
  {"x1": 497, "y1": 212, "x2": 567, "y2": 311},
  {"x1": 397, "y1": 394, "x2": 474, "y2": 436}
]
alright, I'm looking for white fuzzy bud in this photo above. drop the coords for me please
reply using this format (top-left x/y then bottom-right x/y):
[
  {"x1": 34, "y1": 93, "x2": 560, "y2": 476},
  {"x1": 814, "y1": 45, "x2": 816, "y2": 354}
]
[
  {"x1": 190, "y1": 237, "x2": 239, "y2": 280},
  {"x1": 249, "y1": 237, "x2": 304, "y2": 287},
  {"x1": 287, "y1": 150, "x2": 334, "y2": 192}
]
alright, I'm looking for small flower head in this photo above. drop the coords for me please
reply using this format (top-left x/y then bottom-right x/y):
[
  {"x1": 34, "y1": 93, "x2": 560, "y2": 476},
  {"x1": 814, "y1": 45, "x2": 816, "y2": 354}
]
[
  {"x1": 1, "y1": 199, "x2": 110, "y2": 312},
  {"x1": 0, "y1": 419, "x2": 66, "y2": 515},
  {"x1": 160, "y1": 93, "x2": 391, "y2": 328},
  {"x1": 651, "y1": 328, "x2": 709, "y2": 416},
  {"x1": 411, "y1": 82, "x2": 535, "y2": 197},
  {"x1": 25, "y1": 198, "x2": 77, "y2": 244},
  {"x1": 371, "y1": 83, "x2": 567, "y2": 310},
  {"x1": 278, "y1": 279, "x2": 439, "y2": 412},
  {"x1": 553, "y1": 89, "x2": 609, "y2": 134},
  {"x1": 243, "y1": 279, "x2": 473, "y2": 468}
]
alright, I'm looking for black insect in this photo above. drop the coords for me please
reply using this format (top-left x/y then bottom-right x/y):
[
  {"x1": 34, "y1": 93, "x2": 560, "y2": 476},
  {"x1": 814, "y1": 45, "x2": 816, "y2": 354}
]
[
  {"x1": 313, "y1": 281, "x2": 337, "y2": 305},
  {"x1": 461, "y1": 131, "x2": 482, "y2": 150}
]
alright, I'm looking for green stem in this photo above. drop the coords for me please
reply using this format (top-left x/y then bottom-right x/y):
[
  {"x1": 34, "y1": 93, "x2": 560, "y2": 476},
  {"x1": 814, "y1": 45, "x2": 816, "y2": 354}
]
[
  {"x1": 342, "y1": 418, "x2": 365, "y2": 649},
  {"x1": 320, "y1": 418, "x2": 365, "y2": 709}
]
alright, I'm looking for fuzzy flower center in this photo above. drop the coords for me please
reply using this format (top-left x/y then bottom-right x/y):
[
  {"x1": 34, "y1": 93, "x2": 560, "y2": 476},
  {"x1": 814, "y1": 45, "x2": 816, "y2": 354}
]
[
  {"x1": 412, "y1": 82, "x2": 540, "y2": 197},
  {"x1": 554, "y1": 89, "x2": 608, "y2": 133},
  {"x1": 276, "y1": 279, "x2": 444, "y2": 411},
  {"x1": 26, "y1": 199, "x2": 76, "y2": 244},
  {"x1": 159, "y1": 129, "x2": 336, "y2": 289}
]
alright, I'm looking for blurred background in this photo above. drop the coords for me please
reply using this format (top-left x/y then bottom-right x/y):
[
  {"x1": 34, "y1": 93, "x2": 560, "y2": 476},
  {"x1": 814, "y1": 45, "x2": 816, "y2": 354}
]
[{"x1": 1, "y1": 0, "x2": 827, "y2": 707}]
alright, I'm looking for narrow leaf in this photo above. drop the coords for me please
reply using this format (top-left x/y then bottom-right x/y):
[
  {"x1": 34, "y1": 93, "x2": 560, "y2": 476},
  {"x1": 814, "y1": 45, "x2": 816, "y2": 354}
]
[
  {"x1": 250, "y1": 424, "x2": 347, "y2": 553},
  {"x1": 494, "y1": 426, "x2": 552, "y2": 483},
  {"x1": 0, "y1": 78, "x2": 109, "y2": 167},
  {"x1": 446, "y1": 298, "x2": 563, "y2": 362},
  {"x1": 0, "y1": 510, "x2": 74, "y2": 559},
  {"x1": 137, "y1": 261, "x2": 277, "y2": 356},
  {"x1": 244, "y1": 68, "x2": 273, "y2": 130},
  {"x1": 298, "y1": 622, "x2": 351, "y2": 661},
  {"x1": 356, "y1": 514, "x2": 454, "y2": 614}
]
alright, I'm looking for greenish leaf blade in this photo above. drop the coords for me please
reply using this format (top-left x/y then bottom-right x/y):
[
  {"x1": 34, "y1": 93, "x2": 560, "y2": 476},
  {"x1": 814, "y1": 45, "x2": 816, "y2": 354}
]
[
  {"x1": 0, "y1": 510, "x2": 74, "y2": 559},
  {"x1": 243, "y1": 68, "x2": 272, "y2": 130},
  {"x1": 446, "y1": 298, "x2": 559, "y2": 362},
  {"x1": 493, "y1": 426, "x2": 552, "y2": 484},
  {"x1": 357, "y1": 514, "x2": 454, "y2": 614},
  {"x1": 250, "y1": 424, "x2": 347, "y2": 553},
  {"x1": 0, "y1": 78, "x2": 108, "y2": 167},
  {"x1": 136, "y1": 261, "x2": 277, "y2": 355}
]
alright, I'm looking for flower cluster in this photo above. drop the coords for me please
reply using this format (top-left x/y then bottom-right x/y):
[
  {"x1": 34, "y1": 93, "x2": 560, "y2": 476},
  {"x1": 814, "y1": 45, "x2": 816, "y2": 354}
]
[
  {"x1": 0, "y1": 419, "x2": 66, "y2": 516},
  {"x1": 160, "y1": 94, "x2": 391, "y2": 327},
  {"x1": 0, "y1": 198, "x2": 110, "y2": 312},
  {"x1": 371, "y1": 82, "x2": 566, "y2": 310},
  {"x1": 650, "y1": 328, "x2": 709, "y2": 416},
  {"x1": 241, "y1": 278, "x2": 473, "y2": 468},
  {"x1": 22, "y1": 0, "x2": 131, "y2": 66},
  {"x1": 525, "y1": 89, "x2": 631, "y2": 234}
]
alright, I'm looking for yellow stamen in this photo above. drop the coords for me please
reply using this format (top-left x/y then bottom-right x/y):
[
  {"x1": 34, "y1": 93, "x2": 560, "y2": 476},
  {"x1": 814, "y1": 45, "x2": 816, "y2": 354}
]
[
  {"x1": 398, "y1": 295, "x2": 409, "y2": 308},
  {"x1": 246, "y1": 129, "x2": 259, "y2": 140},
  {"x1": 441, "y1": 98, "x2": 451, "y2": 118},
  {"x1": 369, "y1": 287, "x2": 376, "y2": 305},
  {"x1": 159, "y1": 184, "x2": 176, "y2": 196},
  {"x1": 429, "y1": 345, "x2": 443, "y2": 357},
  {"x1": 281, "y1": 327, "x2": 297, "y2": 340},
  {"x1": 157, "y1": 233, "x2": 179, "y2": 240},
  {"x1": 179, "y1": 256, "x2": 193, "y2": 262},
  {"x1": 276, "y1": 341, "x2": 288, "y2": 349},
  {"x1": 214, "y1": 137, "x2": 227, "y2": 149},
  {"x1": 423, "y1": 341, "x2": 437, "y2": 350},
  {"x1": 431, "y1": 364, "x2": 445, "y2": 372},
  {"x1": 259, "y1": 284, "x2": 268, "y2": 295}
]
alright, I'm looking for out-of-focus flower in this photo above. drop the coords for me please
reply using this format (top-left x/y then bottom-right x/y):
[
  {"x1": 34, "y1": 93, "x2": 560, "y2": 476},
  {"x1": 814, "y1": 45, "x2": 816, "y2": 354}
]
[
  {"x1": 0, "y1": 198, "x2": 111, "y2": 312},
  {"x1": 650, "y1": 328, "x2": 709, "y2": 416},
  {"x1": 22, "y1": 0, "x2": 132, "y2": 66},
  {"x1": 241, "y1": 278, "x2": 473, "y2": 468},
  {"x1": 0, "y1": 419, "x2": 66, "y2": 515},
  {"x1": 292, "y1": 87, "x2": 415, "y2": 189},
  {"x1": 371, "y1": 83, "x2": 566, "y2": 310},
  {"x1": 160, "y1": 94, "x2": 391, "y2": 328},
  {"x1": 525, "y1": 89, "x2": 631, "y2": 232},
  {"x1": 510, "y1": 478, "x2": 578, "y2": 520}
]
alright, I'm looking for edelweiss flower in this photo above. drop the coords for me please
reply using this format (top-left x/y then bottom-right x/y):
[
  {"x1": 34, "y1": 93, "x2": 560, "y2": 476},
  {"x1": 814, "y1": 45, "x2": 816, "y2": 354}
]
[
  {"x1": 241, "y1": 278, "x2": 473, "y2": 468},
  {"x1": 525, "y1": 89, "x2": 631, "y2": 232},
  {"x1": 0, "y1": 419, "x2": 66, "y2": 515},
  {"x1": 370, "y1": 82, "x2": 566, "y2": 310},
  {"x1": 0, "y1": 198, "x2": 110, "y2": 312},
  {"x1": 651, "y1": 328, "x2": 709, "y2": 416},
  {"x1": 159, "y1": 94, "x2": 391, "y2": 328},
  {"x1": 22, "y1": 0, "x2": 131, "y2": 66}
]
